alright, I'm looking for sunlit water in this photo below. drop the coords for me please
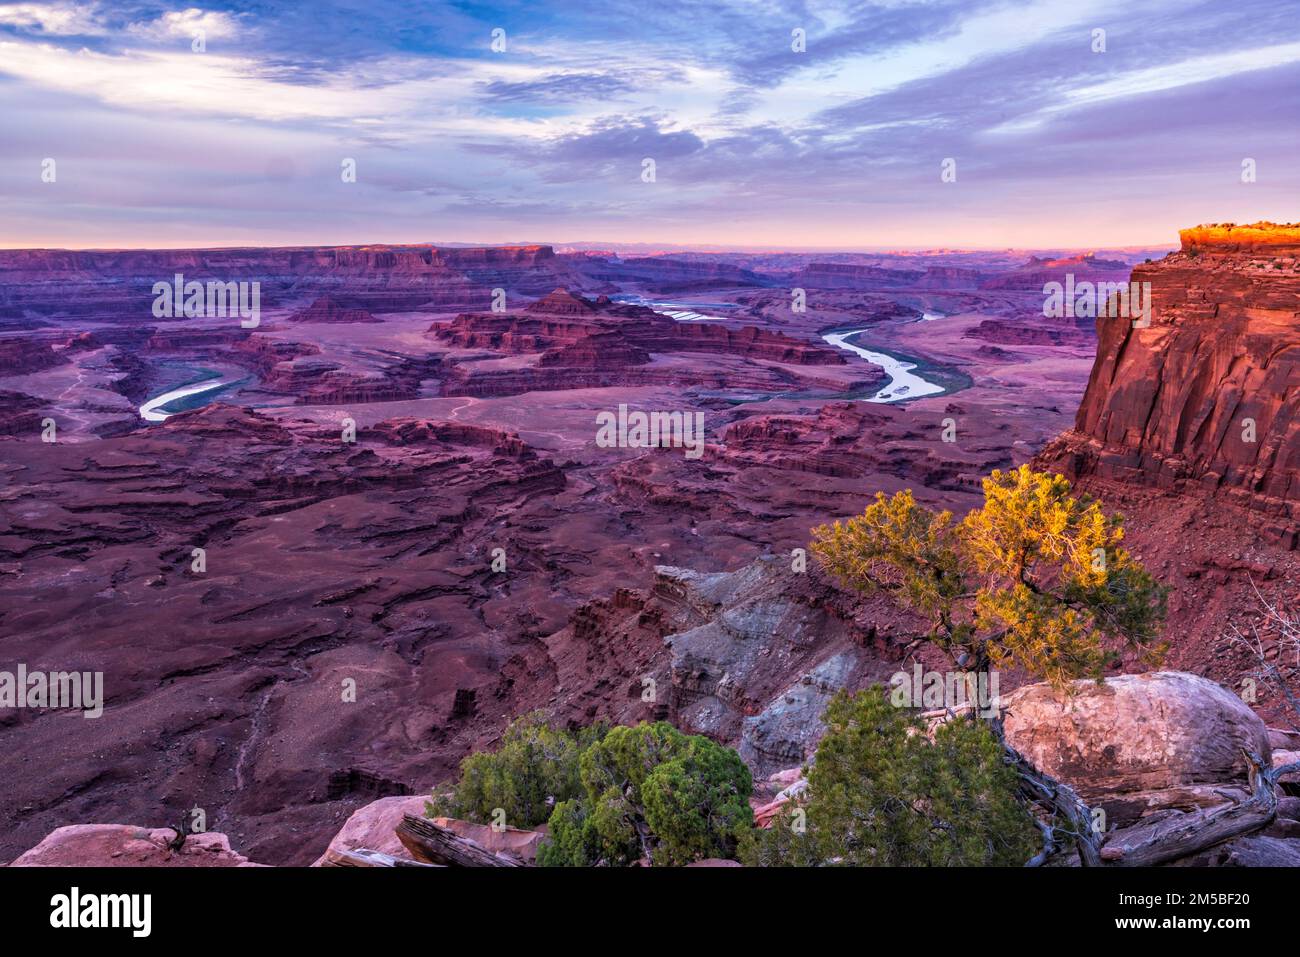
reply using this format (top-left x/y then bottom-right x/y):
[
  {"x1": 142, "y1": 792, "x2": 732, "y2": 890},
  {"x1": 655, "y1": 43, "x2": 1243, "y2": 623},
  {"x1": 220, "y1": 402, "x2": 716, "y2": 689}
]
[
  {"x1": 822, "y1": 330, "x2": 946, "y2": 403},
  {"x1": 139, "y1": 377, "x2": 235, "y2": 422}
]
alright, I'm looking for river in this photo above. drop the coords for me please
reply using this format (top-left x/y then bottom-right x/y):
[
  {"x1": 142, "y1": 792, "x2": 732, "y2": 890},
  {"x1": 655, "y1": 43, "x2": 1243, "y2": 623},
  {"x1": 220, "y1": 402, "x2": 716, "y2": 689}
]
[
  {"x1": 822, "y1": 330, "x2": 946, "y2": 403},
  {"x1": 139, "y1": 377, "x2": 236, "y2": 422},
  {"x1": 611, "y1": 294, "x2": 734, "y2": 322}
]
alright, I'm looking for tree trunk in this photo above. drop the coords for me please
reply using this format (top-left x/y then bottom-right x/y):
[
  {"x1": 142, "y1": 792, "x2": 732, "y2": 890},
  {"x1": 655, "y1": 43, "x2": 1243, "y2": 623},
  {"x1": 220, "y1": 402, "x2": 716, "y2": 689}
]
[
  {"x1": 989, "y1": 717, "x2": 1102, "y2": 867},
  {"x1": 1099, "y1": 754, "x2": 1296, "y2": 867},
  {"x1": 396, "y1": 814, "x2": 526, "y2": 867},
  {"x1": 320, "y1": 846, "x2": 441, "y2": 867}
]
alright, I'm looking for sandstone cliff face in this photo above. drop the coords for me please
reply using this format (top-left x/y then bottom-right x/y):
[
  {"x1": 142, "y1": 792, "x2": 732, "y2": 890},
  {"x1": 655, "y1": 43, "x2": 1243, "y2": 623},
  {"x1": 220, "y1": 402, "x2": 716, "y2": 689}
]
[{"x1": 1041, "y1": 223, "x2": 1300, "y2": 543}]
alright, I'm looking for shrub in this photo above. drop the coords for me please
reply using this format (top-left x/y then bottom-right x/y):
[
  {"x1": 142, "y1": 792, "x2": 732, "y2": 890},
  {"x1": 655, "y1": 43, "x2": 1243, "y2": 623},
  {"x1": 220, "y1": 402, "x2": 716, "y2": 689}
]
[
  {"x1": 428, "y1": 711, "x2": 602, "y2": 828},
  {"x1": 540, "y1": 721, "x2": 752, "y2": 866},
  {"x1": 740, "y1": 688, "x2": 1039, "y2": 866}
]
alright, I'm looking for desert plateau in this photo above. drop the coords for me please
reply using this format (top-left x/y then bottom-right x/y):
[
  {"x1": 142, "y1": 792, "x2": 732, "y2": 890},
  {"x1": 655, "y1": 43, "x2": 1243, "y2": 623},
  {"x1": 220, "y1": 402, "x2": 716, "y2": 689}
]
[{"x1": 1, "y1": 4, "x2": 1299, "y2": 937}]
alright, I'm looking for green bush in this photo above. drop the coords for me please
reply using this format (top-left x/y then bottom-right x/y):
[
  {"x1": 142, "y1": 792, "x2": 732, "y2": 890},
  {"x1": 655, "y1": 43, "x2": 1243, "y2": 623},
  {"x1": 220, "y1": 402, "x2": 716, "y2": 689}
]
[
  {"x1": 740, "y1": 688, "x2": 1039, "y2": 867},
  {"x1": 535, "y1": 799, "x2": 599, "y2": 867},
  {"x1": 427, "y1": 711, "x2": 602, "y2": 829},
  {"x1": 540, "y1": 721, "x2": 753, "y2": 866}
]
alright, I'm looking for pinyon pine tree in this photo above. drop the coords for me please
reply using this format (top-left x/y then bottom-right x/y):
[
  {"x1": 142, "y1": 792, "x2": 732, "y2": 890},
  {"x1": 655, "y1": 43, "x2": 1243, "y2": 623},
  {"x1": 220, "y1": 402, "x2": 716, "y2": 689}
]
[
  {"x1": 539, "y1": 721, "x2": 752, "y2": 866},
  {"x1": 428, "y1": 711, "x2": 602, "y2": 828},
  {"x1": 810, "y1": 465, "x2": 1167, "y2": 688}
]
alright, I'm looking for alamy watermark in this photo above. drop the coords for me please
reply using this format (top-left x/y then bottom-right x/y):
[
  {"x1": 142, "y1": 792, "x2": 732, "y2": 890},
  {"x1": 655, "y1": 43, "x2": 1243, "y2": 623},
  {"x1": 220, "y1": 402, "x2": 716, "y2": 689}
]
[
  {"x1": 595, "y1": 403, "x2": 704, "y2": 459},
  {"x1": 152, "y1": 273, "x2": 261, "y2": 328},
  {"x1": 50, "y1": 887, "x2": 150, "y2": 937},
  {"x1": 1043, "y1": 274, "x2": 1150, "y2": 328},
  {"x1": 889, "y1": 665, "x2": 1000, "y2": 719},
  {"x1": 1, "y1": 665, "x2": 103, "y2": 718}
]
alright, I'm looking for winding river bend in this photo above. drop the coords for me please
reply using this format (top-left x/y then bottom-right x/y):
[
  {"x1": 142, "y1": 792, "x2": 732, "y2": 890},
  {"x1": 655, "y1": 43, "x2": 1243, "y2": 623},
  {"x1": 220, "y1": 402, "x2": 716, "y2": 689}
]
[
  {"x1": 822, "y1": 329, "x2": 946, "y2": 403},
  {"x1": 139, "y1": 377, "x2": 236, "y2": 422}
]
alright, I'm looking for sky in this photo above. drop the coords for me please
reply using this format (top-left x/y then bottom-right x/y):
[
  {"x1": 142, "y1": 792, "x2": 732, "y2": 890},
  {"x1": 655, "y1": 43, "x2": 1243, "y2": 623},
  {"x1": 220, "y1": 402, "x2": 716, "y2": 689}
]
[{"x1": 1, "y1": 0, "x2": 1297, "y2": 250}]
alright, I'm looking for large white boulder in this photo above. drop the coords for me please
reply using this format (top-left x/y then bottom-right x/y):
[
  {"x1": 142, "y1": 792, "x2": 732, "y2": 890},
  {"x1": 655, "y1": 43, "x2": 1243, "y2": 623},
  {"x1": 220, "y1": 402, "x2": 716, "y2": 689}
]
[{"x1": 1003, "y1": 671, "x2": 1271, "y2": 823}]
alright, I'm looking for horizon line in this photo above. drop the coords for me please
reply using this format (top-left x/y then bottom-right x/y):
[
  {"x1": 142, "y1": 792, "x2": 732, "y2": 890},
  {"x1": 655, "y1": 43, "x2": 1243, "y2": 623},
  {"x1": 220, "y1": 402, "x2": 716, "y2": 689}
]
[{"x1": 0, "y1": 236, "x2": 1184, "y2": 255}]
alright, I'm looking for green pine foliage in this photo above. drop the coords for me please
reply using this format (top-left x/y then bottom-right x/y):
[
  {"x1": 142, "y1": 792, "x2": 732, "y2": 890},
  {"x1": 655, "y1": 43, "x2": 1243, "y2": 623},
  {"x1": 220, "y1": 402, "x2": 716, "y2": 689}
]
[
  {"x1": 432, "y1": 713, "x2": 753, "y2": 866},
  {"x1": 541, "y1": 721, "x2": 753, "y2": 866},
  {"x1": 427, "y1": 711, "x2": 603, "y2": 829},
  {"x1": 740, "y1": 688, "x2": 1039, "y2": 866}
]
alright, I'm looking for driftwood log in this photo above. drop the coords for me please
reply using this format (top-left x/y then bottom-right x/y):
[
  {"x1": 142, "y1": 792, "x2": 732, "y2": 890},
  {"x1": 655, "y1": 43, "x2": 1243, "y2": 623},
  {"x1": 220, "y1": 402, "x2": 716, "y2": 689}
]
[
  {"x1": 319, "y1": 846, "x2": 441, "y2": 868},
  {"x1": 396, "y1": 814, "x2": 526, "y2": 867},
  {"x1": 1099, "y1": 753, "x2": 1300, "y2": 867}
]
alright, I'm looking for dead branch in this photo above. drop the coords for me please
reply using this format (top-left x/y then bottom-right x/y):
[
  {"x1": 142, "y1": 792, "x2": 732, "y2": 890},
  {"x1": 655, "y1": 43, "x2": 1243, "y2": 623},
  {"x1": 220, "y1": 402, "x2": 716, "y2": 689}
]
[
  {"x1": 991, "y1": 717, "x2": 1102, "y2": 867},
  {"x1": 320, "y1": 846, "x2": 440, "y2": 868},
  {"x1": 1098, "y1": 750, "x2": 1288, "y2": 867},
  {"x1": 396, "y1": 814, "x2": 526, "y2": 867}
]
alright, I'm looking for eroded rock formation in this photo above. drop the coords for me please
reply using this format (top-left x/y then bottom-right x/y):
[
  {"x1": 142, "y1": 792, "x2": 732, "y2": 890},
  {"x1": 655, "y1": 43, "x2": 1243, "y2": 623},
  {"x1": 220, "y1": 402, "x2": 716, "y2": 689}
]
[{"x1": 1040, "y1": 223, "x2": 1300, "y2": 542}]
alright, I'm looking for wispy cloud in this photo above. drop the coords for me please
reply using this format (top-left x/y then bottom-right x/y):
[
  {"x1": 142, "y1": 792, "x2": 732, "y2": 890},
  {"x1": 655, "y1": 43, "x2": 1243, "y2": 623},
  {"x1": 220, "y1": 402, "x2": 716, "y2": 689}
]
[{"x1": 1, "y1": 0, "x2": 1296, "y2": 248}]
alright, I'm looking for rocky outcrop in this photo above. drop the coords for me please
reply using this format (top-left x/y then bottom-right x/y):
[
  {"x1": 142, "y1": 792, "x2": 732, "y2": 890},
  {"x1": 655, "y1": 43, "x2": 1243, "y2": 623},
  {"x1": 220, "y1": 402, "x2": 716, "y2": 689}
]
[
  {"x1": 312, "y1": 795, "x2": 428, "y2": 863},
  {"x1": 525, "y1": 287, "x2": 600, "y2": 315},
  {"x1": 0, "y1": 243, "x2": 583, "y2": 318},
  {"x1": 656, "y1": 557, "x2": 904, "y2": 776},
  {"x1": 0, "y1": 337, "x2": 68, "y2": 375},
  {"x1": 429, "y1": 290, "x2": 852, "y2": 398},
  {"x1": 964, "y1": 318, "x2": 1093, "y2": 347},
  {"x1": 309, "y1": 795, "x2": 545, "y2": 866},
  {"x1": 9, "y1": 825, "x2": 266, "y2": 867},
  {"x1": 1002, "y1": 672, "x2": 1271, "y2": 826},
  {"x1": 579, "y1": 256, "x2": 768, "y2": 292},
  {"x1": 287, "y1": 296, "x2": 382, "y2": 324},
  {"x1": 1039, "y1": 223, "x2": 1300, "y2": 544},
  {"x1": 0, "y1": 389, "x2": 46, "y2": 435},
  {"x1": 979, "y1": 252, "x2": 1132, "y2": 291},
  {"x1": 790, "y1": 263, "x2": 985, "y2": 291},
  {"x1": 719, "y1": 401, "x2": 1004, "y2": 490},
  {"x1": 792, "y1": 262, "x2": 923, "y2": 289}
]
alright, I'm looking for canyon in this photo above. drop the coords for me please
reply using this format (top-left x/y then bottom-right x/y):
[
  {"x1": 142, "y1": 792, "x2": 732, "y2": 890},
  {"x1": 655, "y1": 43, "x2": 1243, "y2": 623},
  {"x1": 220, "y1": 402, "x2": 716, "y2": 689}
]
[{"x1": 1, "y1": 226, "x2": 1297, "y2": 866}]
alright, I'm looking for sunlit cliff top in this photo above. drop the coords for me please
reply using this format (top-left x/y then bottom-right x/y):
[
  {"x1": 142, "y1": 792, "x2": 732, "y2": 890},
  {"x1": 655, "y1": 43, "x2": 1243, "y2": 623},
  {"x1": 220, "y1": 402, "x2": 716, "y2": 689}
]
[{"x1": 1180, "y1": 222, "x2": 1300, "y2": 253}]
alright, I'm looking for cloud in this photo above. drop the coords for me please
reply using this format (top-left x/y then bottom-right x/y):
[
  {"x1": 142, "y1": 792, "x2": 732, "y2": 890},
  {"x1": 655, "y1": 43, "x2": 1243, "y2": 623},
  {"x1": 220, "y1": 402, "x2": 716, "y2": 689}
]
[
  {"x1": 480, "y1": 72, "x2": 641, "y2": 104},
  {"x1": 126, "y1": 7, "x2": 242, "y2": 44},
  {"x1": 0, "y1": 1, "x2": 106, "y2": 35},
  {"x1": 1, "y1": 0, "x2": 1297, "y2": 248}
]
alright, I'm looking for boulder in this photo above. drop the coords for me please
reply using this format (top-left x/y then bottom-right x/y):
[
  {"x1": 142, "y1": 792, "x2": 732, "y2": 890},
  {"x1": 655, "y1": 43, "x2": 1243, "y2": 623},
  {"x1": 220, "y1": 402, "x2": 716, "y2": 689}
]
[
  {"x1": 1273, "y1": 749, "x2": 1300, "y2": 785},
  {"x1": 1268, "y1": 727, "x2": 1300, "y2": 751},
  {"x1": 428, "y1": 817, "x2": 546, "y2": 864},
  {"x1": 1003, "y1": 672, "x2": 1271, "y2": 824},
  {"x1": 9, "y1": 825, "x2": 264, "y2": 867},
  {"x1": 752, "y1": 776, "x2": 808, "y2": 829},
  {"x1": 311, "y1": 794, "x2": 429, "y2": 865},
  {"x1": 311, "y1": 795, "x2": 546, "y2": 865}
]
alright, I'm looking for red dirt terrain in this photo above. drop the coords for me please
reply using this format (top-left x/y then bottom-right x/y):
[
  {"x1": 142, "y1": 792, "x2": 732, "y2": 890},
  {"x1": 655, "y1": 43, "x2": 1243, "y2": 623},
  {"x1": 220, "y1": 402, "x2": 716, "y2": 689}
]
[{"x1": 9, "y1": 230, "x2": 1289, "y2": 864}]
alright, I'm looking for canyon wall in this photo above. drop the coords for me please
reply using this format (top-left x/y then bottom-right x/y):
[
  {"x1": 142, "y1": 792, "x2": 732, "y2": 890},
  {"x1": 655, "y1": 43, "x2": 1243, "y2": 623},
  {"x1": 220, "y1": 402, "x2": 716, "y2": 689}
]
[
  {"x1": 0, "y1": 244, "x2": 582, "y2": 321},
  {"x1": 1040, "y1": 223, "x2": 1300, "y2": 543}
]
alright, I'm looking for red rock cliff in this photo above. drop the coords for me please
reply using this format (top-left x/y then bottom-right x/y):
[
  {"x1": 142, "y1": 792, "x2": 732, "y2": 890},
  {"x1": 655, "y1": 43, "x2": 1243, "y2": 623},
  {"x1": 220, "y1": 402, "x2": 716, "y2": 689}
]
[{"x1": 1039, "y1": 222, "x2": 1300, "y2": 540}]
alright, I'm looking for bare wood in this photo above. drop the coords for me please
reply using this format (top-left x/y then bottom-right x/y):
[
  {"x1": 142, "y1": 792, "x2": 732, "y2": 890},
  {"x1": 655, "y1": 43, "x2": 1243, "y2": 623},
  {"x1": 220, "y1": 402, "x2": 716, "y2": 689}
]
[
  {"x1": 990, "y1": 717, "x2": 1102, "y2": 867},
  {"x1": 1099, "y1": 751, "x2": 1288, "y2": 867},
  {"x1": 396, "y1": 814, "x2": 526, "y2": 867},
  {"x1": 320, "y1": 846, "x2": 440, "y2": 868}
]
